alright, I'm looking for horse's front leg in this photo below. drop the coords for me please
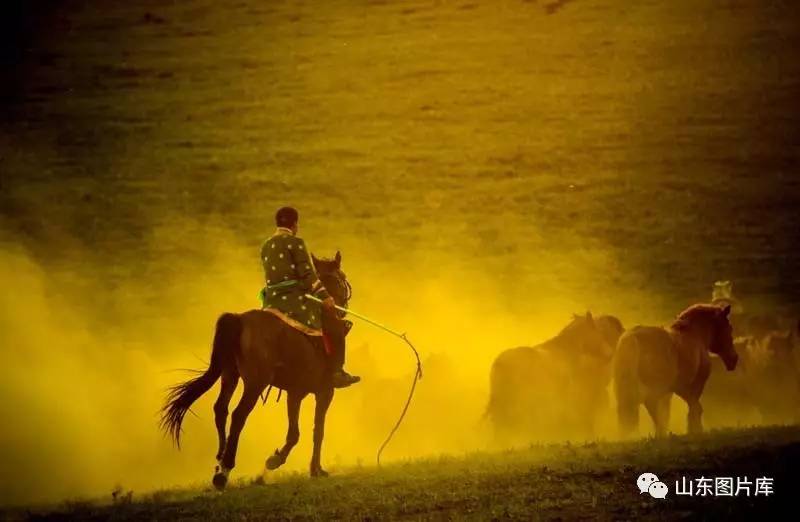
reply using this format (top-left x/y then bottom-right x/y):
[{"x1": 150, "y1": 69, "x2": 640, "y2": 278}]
[
  {"x1": 685, "y1": 364, "x2": 710, "y2": 435},
  {"x1": 310, "y1": 388, "x2": 334, "y2": 477},
  {"x1": 686, "y1": 398, "x2": 704, "y2": 434},
  {"x1": 266, "y1": 391, "x2": 305, "y2": 471},
  {"x1": 677, "y1": 388, "x2": 705, "y2": 435}
]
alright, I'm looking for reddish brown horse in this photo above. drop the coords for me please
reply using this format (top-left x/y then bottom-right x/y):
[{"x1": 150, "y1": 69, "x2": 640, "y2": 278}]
[
  {"x1": 160, "y1": 253, "x2": 352, "y2": 490},
  {"x1": 613, "y1": 304, "x2": 737, "y2": 437}
]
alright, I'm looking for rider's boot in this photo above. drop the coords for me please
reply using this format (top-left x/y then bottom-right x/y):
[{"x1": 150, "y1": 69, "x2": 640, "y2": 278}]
[{"x1": 332, "y1": 367, "x2": 360, "y2": 388}]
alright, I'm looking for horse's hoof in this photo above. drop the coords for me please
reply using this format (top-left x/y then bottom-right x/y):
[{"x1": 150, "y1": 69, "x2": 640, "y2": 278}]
[
  {"x1": 212, "y1": 472, "x2": 227, "y2": 490},
  {"x1": 310, "y1": 467, "x2": 329, "y2": 478},
  {"x1": 212, "y1": 470, "x2": 229, "y2": 490},
  {"x1": 266, "y1": 450, "x2": 284, "y2": 471},
  {"x1": 266, "y1": 455, "x2": 283, "y2": 470}
]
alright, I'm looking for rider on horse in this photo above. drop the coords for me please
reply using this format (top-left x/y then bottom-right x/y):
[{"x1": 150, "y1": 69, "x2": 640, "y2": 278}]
[{"x1": 260, "y1": 206, "x2": 360, "y2": 388}]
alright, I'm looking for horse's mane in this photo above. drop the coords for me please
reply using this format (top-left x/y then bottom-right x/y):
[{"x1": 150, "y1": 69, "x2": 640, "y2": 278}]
[
  {"x1": 558, "y1": 313, "x2": 593, "y2": 338},
  {"x1": 311, "y1": 254, "x2": 337, "y2": 267},
  {"x1": 671, "y1": 304, "x2": 722, "y2": 331}
]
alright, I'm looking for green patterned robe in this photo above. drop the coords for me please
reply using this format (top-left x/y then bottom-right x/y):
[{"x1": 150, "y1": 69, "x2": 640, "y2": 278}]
[{"x1": 260, "y1": 227, "x2": 330, "y2": 332}]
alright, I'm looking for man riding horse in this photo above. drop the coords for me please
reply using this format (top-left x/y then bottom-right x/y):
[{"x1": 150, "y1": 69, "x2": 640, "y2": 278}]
[{"x1": 260, "y1": 206, "x2": 360, "y2": 388}]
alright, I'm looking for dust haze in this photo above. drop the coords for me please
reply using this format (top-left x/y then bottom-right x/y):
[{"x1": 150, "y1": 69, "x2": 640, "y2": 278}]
[
  {"x1": 0, "y1": 209, "x2": 644, "y2": 503},
  {"x1": 0, "y1": 213, "x2": 657, "y2": 506}
]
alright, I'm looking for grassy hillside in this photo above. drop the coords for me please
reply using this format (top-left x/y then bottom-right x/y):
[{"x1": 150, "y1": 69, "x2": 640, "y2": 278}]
[{"x1": 18, "y1": 425, "x2": 799, "y2": 521}]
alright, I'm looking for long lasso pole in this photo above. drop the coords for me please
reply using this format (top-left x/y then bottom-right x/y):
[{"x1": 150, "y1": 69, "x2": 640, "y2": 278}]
[{"x1": 304, "y1": 294, "x2": 423, "y2": 467}]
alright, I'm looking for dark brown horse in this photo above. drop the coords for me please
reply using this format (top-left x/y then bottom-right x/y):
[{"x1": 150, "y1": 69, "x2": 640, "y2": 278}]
[
  {"x1": 613, "y1": 304, "x2": 737, "y2": 437},
  {"x1": 484, "y1": 313, "x2": 624, "y2": 443},
  {"x1": 160, "y1": 252, "x2": 352, "y2": 490}
]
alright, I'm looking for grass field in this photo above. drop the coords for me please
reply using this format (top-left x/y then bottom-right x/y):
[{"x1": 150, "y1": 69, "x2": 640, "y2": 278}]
[
  {"x1": 14, "y1": 425, "x2": 798, "y2": 520},
  {"x1": 1, "y1": 0, "x2": 799, "y2": 513}
]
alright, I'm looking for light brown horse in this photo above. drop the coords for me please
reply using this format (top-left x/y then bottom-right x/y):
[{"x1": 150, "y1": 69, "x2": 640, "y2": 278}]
[
  {"x1": 613, "y1": 304, "x2": 737, "y2": 437},
  {"x1": 484, "y1": 313, "x2": 625, "y2": 443},
  {"x1": 160, "y1": 253, "x2": 352, "y2": 490}
]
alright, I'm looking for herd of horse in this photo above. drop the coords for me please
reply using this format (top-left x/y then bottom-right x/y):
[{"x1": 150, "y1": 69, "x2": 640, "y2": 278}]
[
  {"x1": 160, "y1": 255, "x2": 799, "y2": 490},
  {"x1": 485, "y1": 292, "x2": 800, "y2": 442}
]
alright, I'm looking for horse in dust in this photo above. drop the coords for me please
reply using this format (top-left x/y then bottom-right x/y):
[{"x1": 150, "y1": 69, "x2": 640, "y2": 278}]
[
  {"x1": 701, "y1": 338, "x2": 761, "y2": 427},
  {"x1": 613, "y1": 304, "x2": 737, "y2": 437},
  {"x1": 757, "y1": 322, "x2": 800, "y2": 421},
  {"x1": 484, "y1": 313, "x2": 625, "y2": 443},
  {"x1": 160, "y1": 253, "x2": 352, "y2": 490},
  {"x1": 704, "y1": 319, "x2": 800, "y2": 426}
]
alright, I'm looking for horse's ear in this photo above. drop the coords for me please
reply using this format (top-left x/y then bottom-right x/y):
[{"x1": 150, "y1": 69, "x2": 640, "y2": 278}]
[
  {"x1": 334, "y1": 250, "x2": 342, "y2": 268},
  {"x1": 721, "y1": 304, "x2": 731, "y2": 317},
  {"x1": 585, "y1": 311, "x2": 594, "y2": 323}
]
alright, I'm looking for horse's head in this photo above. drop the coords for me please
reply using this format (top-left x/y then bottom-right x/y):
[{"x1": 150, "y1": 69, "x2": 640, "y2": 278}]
[
  {"x1": 595, "y1": 315, "x2": 625, "y2": 359},
  {"x1": 312, "y1": 250, "x2": 352, "y2": 311},
  {"x1": 563, "y1": 311, "x2": 611, "y2": 362},
  {"x1": 675, "y1": 303, "x2": 737, "y2": 370}
]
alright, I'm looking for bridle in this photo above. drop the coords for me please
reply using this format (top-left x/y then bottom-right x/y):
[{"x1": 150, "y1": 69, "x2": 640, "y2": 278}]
[{"x1": 320, "y1": 266, "x2": 352, "y2": 315}]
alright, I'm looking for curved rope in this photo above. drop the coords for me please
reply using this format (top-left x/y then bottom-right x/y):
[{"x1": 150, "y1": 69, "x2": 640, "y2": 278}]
[
  {"x1": 303, "y1": 286, "x2": 422, "y2": 467},
  {"x1": 376, "y1": 333, "x2": 423, "y2": 467}
]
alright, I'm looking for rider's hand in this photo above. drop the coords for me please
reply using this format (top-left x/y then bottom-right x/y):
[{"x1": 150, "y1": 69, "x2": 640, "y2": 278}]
[{"x1": 322, "y1": 296, "x2": 336, "y2": 310}]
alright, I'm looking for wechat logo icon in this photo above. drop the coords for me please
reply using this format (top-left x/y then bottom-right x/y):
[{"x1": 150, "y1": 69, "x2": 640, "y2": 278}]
[{"x1": 637, "y1": 472, "x2": 669, "y2": 499}]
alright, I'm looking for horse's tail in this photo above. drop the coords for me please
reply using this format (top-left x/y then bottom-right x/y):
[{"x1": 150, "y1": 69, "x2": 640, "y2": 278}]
[
  {"x1": 613, "y1": 331, "x2": 640, "y2": 435},
  {"x1": 480, "y1": 351, "x2": 520, "y2": 436},
  {"x1": 160, "y1": 313, "x2": 241, "y2": 447},
  {"x1": 480, "y1": 392, "x2": 494, "y2": 424},
  {"x1": 481, "y1": 356, "x2": 503, "y2": 425}
]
